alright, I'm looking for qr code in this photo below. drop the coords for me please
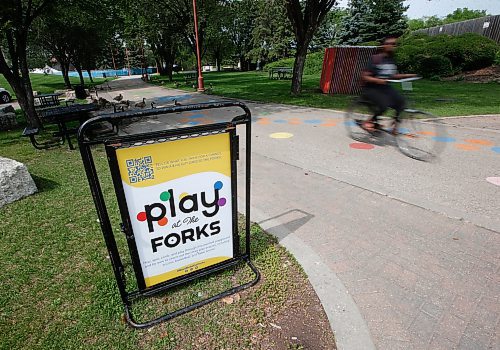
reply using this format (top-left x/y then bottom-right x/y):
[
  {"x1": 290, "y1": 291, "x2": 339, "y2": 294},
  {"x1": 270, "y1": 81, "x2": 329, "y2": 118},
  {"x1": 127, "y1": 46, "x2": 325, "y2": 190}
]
[{"x1": 126, "y1": 156, "x2": 154, "y2": 183}]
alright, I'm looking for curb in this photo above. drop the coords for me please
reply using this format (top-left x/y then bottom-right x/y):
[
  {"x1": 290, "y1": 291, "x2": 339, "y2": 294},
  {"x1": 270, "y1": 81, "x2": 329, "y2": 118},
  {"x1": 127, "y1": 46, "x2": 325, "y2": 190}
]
[{"x1": 247, "y1": 203, "x2": 376, "y2": 350}]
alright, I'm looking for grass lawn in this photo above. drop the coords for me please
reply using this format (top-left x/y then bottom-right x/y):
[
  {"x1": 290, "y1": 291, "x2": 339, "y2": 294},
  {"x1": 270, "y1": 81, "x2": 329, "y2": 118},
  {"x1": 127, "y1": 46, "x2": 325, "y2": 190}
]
[
  {"x1": 0, "y1": 74, "x2": 109, "y2": 99},
  {"x1": 152, "y1": 71, "x2": 500, "y2": 117},
  {"x1": 0, "y1": 127, "x2": 335, "y2": 349}
]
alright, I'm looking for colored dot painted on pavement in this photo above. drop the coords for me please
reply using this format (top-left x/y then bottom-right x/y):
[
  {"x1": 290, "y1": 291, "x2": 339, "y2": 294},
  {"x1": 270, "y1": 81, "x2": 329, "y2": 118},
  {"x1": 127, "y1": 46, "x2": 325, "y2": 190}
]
[
  {"x1": 259, "y1": 112, "x2": 271, "y2": 116},
  {"x1": 274, "y1": 119, "x2": 288, "y2": 123},
  {"x1": 188, "y1": 114, "x2": 205, "y2": 119},
  {"x1": 270, "y1": 132, "x2": 294, "y2": 139},
  {"x1": 304, "y1": 119, "x2": 323, "y2": 124},
  {"x1": 492, "y1": 147, "x2": 500, "y2": 154},
  {"x1": 289, "y1": 119, "x2": 301, "y2": 125},
  {"x1": 137, "y1": 212, "x2": 147, "y2": 222},
  {"x1": 433, "y1": 136, "x2": 456, "y2": 143},
  {"x1": 180, "y1": 192, "x2": 189, "y2": 199},
  {"x1": 465, "y1": 139, "x2": 494, "y2": 146},
  {"x1": 160, "y1": 191, "x2": 171, "y2": 201},
  {"x1": 257, "y1": 118, "x2": 271, "y2": 125},
  {"x1": 187, "y1": 121, "x2": 200, "y2": 125},
  {"x1": 344, "y1": 120, "x2": 357, "y2": 126},
  {"x1": 214, "y1": 181, "x2": 223, "y2": 190},
  {"x1": 486, "y1": 177, "x2": 500, "y2": 186},
  {"x1": 398, "y1": 127, "x2": 411, "y2": 134},
  {"x1": 349, "y1": 142, "x2": 374, "y2": 150},
  {"x1": 417, "y1": 131, "x2": 437, "y2": 136},
  {"x1": 158, "y1": 217, "x2": 169, "y2": 226},
  {"x1": 321, "y1": 120, "x2": 337, "y2": 127},
  {"x1": 455, "y1": 144, "x2": 480, "y2": 151},
  {"x1": 218, "y1": 198, "x2": 227, "y2": 206}
]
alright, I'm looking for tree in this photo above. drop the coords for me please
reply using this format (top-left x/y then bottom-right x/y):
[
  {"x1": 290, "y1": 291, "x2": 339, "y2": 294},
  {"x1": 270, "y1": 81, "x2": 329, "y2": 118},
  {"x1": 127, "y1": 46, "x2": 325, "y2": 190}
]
[
  {"x1": 339, "y1": 0, "x2": 408, "y2": 45},
  {"x1": 408, "y1": 8, "x2": 488, "y2": 31},
  {"x1": 444, "y1": 8, "x2": 487, "y2": 24},
  {"x1": 250, "y1": 0, "x2": 294, "y2": 67},
  {"x1": 0, "y1": 0, "x2": 53, "y2": 128},
  {"x1": 227, "y1": 0, "x2": 258, "y2": 70},
  {"x1": 284, "y1": 0, "x2": 337, "y2": 94}
]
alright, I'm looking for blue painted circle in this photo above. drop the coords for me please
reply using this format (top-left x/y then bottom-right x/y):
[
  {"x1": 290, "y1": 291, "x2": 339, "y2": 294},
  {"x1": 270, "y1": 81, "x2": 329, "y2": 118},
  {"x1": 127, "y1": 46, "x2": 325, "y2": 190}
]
[
  {"x1": 214, "y1": 181, "x2": 223, "y2": 190},
  {"x1": 432, "y1": 136, "x2": 456, "y2": 143},
  {"x1": 492, "y1": 146, "x2": 500, "y2": 154},
  {"x1": 398, "y1": 127, "x2": 410, "y2": 134},
  {"x1": 304, "y1": 119, "x2": 322, "y2": 124},
  {"x1": 188, "y1": 114, "x2": 205, "y2": 119},
  {"x1": 344, "y1": 120, "x2": 357, "y2": 126},
  {"x1": 187, "y1": 121, "x2": 200, "y2": 125}
]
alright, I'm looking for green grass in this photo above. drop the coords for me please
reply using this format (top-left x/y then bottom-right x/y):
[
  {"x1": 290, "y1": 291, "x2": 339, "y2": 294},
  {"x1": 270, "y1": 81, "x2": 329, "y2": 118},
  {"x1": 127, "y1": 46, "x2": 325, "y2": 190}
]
[
  {"x1": 152, "y1": 71, "x2": 500, "y2": 117},
  {"x1": 0, "y1": 127, "x2": 328, "y2": 349},
  {"x1": 0, "y1": 74, "x2": 109, "y2": 99}
]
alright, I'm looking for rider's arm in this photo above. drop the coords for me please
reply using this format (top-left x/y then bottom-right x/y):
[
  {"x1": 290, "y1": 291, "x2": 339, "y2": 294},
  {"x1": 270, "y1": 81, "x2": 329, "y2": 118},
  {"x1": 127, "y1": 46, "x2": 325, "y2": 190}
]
[{"x1": 361, "y1": 70, "x2": 387, "y2": 85}]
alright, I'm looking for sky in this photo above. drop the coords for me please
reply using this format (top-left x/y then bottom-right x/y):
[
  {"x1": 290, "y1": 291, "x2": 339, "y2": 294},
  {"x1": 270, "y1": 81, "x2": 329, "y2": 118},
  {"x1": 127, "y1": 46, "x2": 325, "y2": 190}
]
[{"x1": 336, "y1": 0, "x2": 500, "y2": 19}]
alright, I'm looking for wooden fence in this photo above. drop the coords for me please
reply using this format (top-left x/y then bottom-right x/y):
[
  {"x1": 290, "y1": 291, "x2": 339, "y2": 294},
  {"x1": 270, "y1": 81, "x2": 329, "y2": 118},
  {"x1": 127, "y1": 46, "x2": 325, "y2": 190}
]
[
  {"x1": 414, "y1": 15, "x2": 500, "y2": 44},
  {"x1": 320, "y1": 46, "x2": 377, "y2": 95}
]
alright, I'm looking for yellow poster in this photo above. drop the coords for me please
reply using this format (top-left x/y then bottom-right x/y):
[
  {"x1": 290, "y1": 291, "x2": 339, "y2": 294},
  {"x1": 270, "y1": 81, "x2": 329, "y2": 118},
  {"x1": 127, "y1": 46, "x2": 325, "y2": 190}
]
[{"x1": 115, "y1": 133, "x2": 234, "y2": 287}]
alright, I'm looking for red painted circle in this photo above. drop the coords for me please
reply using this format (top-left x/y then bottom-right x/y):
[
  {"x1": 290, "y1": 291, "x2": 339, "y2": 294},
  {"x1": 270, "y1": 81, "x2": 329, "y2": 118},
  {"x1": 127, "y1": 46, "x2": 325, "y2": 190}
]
[
  {"x1": 136, "y1": 212, "x2": 147, "y2": 222},
  {"x1": 349, "y1": 142, "x2": 374, "y2": 150}
]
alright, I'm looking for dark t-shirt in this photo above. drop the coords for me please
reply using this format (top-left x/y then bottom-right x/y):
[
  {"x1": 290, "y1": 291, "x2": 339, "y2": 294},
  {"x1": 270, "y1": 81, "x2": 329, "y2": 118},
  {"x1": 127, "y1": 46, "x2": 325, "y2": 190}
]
[{"x1": 364, "y1": 54, "x2": 398, "y2": 84}]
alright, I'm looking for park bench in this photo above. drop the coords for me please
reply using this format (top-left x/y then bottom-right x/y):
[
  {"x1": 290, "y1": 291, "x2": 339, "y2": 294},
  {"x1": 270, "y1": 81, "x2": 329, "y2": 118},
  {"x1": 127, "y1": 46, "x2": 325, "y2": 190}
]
[
  {"x1": 268, "y1": 67, "x2": 293, "y2": 80},
  {"x1": 184, "y1": 72, "x2": 197, "y2": 85}
]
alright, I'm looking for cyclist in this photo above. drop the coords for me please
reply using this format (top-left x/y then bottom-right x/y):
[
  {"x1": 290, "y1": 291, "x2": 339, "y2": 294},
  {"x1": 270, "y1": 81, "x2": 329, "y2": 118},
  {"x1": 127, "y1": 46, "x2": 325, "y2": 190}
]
[{"x1": 360, "y1": 36, "x2": 417, "y2": 133}]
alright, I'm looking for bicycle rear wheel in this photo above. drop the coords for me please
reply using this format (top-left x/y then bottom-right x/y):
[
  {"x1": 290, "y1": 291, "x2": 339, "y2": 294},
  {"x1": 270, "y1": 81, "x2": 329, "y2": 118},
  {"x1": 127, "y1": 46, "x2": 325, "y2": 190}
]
[{"x1": 396, "y1": 109, "x2": 444, "y2": 161}]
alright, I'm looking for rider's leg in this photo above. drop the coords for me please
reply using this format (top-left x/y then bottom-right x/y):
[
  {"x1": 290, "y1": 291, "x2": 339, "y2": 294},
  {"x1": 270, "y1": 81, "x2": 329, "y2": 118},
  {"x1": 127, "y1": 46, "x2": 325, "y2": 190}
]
[
  {"x1": 361, "y1": 87, "x2": 389, "y2": 131},
  {"x1": 387, "y1": 86, "x2": 406, "y2": 134}
]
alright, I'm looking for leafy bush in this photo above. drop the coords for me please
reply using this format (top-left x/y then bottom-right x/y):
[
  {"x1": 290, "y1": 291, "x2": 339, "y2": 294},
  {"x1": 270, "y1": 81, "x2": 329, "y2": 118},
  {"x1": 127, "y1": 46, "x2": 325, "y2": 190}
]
[
  {"x1": 264, "y1": 51, "x2": 325, "y2": 75},
  {"x1": 495, "y1": 50, "x2": 500, "y2": 66},
  {"x1": 415, "y1": 55, "x2": 453, "y2": 78},
  {"x1": 396, "y1": 33, "x2": 498, "y2": 77}
]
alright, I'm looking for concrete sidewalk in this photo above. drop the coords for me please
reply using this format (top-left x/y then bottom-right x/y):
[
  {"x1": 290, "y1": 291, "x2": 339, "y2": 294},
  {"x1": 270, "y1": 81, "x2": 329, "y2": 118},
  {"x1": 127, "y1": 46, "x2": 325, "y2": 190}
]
[{"x1": 104, "y1": 77, "x2": 500, "y2": 350}]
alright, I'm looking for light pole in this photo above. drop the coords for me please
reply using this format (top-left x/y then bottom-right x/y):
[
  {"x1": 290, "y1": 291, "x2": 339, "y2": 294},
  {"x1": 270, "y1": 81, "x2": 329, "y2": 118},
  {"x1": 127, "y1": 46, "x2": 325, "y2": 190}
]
[{"x1": 192, "y1": 0, "x2": 205, "y2": 92}]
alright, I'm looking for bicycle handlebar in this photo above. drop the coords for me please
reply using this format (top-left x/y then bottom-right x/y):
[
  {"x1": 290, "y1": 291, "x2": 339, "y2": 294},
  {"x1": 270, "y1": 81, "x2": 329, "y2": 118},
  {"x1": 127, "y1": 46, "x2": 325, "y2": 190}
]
[{"x1": 386, "y1": 77, "x2": 422, "y2": 83}]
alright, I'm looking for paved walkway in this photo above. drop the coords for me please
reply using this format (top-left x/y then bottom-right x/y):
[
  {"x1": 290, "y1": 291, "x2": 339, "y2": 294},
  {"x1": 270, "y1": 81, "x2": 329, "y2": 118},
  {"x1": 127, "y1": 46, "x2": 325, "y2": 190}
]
[{"x1": 100, "y1": 77, "x2": 499, "y2": 350}]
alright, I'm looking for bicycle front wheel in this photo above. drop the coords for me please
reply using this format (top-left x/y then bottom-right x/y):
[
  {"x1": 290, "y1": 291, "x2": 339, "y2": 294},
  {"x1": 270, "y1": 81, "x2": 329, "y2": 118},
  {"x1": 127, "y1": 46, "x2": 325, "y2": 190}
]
[{"x1": 396, "y1": 109, "x2": 445, "y2": 161}]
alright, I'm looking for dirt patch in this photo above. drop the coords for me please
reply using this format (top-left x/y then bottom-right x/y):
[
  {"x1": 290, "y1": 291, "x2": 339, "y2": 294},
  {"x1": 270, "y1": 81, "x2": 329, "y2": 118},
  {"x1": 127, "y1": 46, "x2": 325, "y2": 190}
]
[
  {"x1": 259, "y1": 279, "x2": 337, "y2": 350},
  {"x1": 442, "y1": 66, "x2": 500, "y2": 83}
]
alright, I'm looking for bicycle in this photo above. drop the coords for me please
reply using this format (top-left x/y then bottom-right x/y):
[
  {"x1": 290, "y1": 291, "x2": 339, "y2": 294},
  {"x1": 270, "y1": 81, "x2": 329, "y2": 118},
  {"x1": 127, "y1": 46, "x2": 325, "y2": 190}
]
[{"x1": 345, "y1": 77, "x2": 446, "y2": 161}]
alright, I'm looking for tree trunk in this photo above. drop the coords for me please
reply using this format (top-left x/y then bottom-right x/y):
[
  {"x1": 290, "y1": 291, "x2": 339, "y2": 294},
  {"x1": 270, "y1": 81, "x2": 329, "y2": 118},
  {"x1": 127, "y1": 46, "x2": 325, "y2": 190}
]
[
  {"x1": 75, "y1": 66, "x2": 85, "y2": 86},
  {"x1": 86, "y1": 70, "x2": 94, "y2": 83},
  {"x1": 60, "y1": 61, "x2": 72, "y2": 89},
  {"x1": 291, "y1": 44, "x2": 308, "y2": 95}
]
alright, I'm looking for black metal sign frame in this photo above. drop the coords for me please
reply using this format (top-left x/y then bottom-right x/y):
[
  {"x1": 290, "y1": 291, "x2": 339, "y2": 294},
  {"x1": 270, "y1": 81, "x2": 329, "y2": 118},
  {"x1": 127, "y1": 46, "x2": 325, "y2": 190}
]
[{"x1": 78, "y1": 101, "x2": 259, "y2": 329}]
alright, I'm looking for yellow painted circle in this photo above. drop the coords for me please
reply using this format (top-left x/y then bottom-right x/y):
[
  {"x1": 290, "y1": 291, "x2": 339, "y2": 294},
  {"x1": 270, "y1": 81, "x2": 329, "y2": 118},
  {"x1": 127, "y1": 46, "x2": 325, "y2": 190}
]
[{"x1": 270, "y1": 132, "x2": 294, "y2": 139}]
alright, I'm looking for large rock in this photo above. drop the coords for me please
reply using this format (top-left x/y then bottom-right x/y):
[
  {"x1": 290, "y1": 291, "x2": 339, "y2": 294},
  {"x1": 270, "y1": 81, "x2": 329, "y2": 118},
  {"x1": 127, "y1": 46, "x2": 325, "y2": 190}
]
[
  {"x1": 0, "y1": 157, "x2": 37, "y2": 208},
  {"x1": 0, "y1": 112, "x2": 18, "y2": 131}
]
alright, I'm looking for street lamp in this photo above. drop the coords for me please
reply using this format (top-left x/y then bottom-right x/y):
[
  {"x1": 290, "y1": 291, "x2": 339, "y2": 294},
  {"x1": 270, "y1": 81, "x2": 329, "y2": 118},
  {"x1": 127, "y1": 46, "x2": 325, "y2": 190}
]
[{"x1": 192, "y1": 0, "x2": 205, "y2": 92}]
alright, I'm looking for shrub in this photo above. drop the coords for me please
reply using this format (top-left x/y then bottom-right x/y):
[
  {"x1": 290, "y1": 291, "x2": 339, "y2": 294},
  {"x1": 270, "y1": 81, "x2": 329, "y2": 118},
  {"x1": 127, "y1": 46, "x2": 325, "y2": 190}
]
[
  {"x1": 455, "y1": 33, "x2": 497, "y2": 71},
  {"x1": 264, "y1": 51, "x2": 325, "y2": 75},
  {"x1": 396, "y1": 33, "x2": 499, "y2": 76},
  {"x1": 495, "y1": 50, "x2": 500, "y2": 66},
  {"x1": 415, "y1": 55, "x2": 453, "y2": 78}
]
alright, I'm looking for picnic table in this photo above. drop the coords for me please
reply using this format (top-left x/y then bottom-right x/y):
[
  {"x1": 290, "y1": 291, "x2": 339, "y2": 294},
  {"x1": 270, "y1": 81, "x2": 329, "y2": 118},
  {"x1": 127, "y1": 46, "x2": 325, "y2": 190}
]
[
  {"x1": 23, "y1": 103, "x2": 99, "y2": 150},
  {"x1": 34, "y1": 93, "x2": 62, "y2": 108},
  {"x1": 268, "y1": 67, "x2": 293, "y2": 80}
]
